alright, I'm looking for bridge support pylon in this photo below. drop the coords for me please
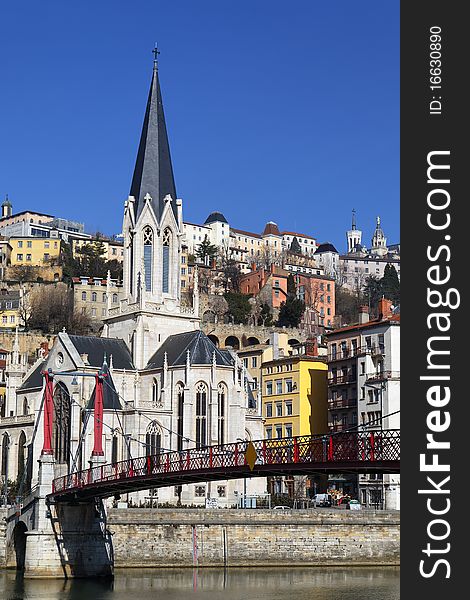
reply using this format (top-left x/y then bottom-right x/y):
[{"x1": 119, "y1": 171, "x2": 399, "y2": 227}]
[{"x1": 22, "y1": 455, "x2": 114, "y2": 579}]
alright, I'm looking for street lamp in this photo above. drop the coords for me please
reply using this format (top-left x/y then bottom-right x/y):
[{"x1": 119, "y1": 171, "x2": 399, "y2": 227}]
[{"x1": 236, "y1": 437, "x2": 247, "y2": 508}]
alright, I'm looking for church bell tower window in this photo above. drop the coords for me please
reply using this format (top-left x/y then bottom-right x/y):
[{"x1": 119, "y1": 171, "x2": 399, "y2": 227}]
[
  {"x1": 162, "y1": 228, "x2": 171, "y2": 293},
  {"x1": 217, "y1": 383, "x2": 226, "y2": 446},
  {"x1": 195, "y1": 382, "x2": 207, "y2": 449},
  {"x1": 143, "y1": 226, "x2": 153, "y2": 292},
  {"x1": 176, "y1": 383, "x2": 184, "y2": 452}
]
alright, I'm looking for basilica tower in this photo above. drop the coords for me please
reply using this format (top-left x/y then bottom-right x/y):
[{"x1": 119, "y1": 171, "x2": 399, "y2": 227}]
[
  {"x1": 371, "y1": 216, "x2": 388, "y2": 256},
  {"x1": 346, "y1": 208, "x2": 362, "y2": 253},
  {"x1": 104, "y1": 53, "x2": 199, "y2": 369}
]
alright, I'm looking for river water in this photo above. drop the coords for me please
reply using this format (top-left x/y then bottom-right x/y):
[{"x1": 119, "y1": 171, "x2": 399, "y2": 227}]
[{"x1": 0, "y1": 567, "x2": 399, "y2": 600}]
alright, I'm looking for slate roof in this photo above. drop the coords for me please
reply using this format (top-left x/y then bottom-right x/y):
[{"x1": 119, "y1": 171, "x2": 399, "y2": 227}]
[
  {"x1": 67, "y1": 336, "x2": 134, "y2": 370},
  {"x1": 18, "y1": 360, "x2": 45, "y2": 391},
  {"x1": 204, "y1": 212, "x2": 228, "y2": 225},
  {"x1": 129, "y1": 63, "x2": 177, "y2": 224},
  {"x1": 315, "y1": 242, "x2": 338, "y2": 254},
  {"x1": 87, "y1": 361, "x2": 121, "y2": 410},
  {"x1": 146, "y1": 330, "x2": 233, "y2": 370}
]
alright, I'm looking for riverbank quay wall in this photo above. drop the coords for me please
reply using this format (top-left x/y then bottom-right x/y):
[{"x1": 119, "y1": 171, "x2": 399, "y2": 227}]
[
  {"x1": 0, "y1": 508, "x2": 400, "y2": 570},
  {"x1": 107, "y1": 509, "x2": 400, "y2": 567}
]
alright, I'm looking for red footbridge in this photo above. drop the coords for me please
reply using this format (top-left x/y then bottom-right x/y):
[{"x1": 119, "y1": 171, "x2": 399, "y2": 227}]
[{"x1": 50, "y1": 430, "x2": 400, "y2": 502}]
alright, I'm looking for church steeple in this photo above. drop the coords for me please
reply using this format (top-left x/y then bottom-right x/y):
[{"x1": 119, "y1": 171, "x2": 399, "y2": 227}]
[{"x1": 129, "y1": 48, "x2": 177, "y2": 224}]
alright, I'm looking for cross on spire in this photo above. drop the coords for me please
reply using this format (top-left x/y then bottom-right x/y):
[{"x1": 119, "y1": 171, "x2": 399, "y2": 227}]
[{"x1": 152, "y1": 44, "x2": 160, "y2": 70}]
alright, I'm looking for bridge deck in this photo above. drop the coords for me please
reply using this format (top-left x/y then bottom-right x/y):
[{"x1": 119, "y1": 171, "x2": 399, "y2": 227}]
[{"x1": 49, "y1": 431, "x2": 400, "y2": 502}]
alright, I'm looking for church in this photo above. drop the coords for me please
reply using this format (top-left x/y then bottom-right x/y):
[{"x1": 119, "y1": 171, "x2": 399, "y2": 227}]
[{"x1": 3, "y1": 55, "x2": 265, "y2": 507}]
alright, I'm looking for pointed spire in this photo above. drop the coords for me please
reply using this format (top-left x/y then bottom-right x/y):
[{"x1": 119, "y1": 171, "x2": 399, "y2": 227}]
[
  {"x1": 130, "y1": 49, "x2": 177, "y2": 224},
  {"x1": 12, "y1": 326, "x2": 20, "y2": 365},
  {"x1": 352, "y1": 208, "x2": 356, "y2": 230}
]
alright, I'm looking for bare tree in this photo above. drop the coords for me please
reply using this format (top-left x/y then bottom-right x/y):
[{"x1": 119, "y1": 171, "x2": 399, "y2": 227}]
[
  {"x1": 27, "y1": 285, "x2": 91, "y2": 334},
  {"x1": 209, "y1": 295, "x2": 229, "y2": 323},
  {"x1": 255, "y1": 245, "x2": 276, "y2": 270},
  {"x1": 7, "y1": 265, "x2": 41, "y2": 283}
]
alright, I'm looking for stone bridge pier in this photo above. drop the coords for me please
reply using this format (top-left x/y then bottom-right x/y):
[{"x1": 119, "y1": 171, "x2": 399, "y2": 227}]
[{"x1": 4, "y1": 456, "x2": 114, "y2": 578}]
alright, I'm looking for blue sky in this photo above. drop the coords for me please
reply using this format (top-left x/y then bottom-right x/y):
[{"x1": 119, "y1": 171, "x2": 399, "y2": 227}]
[{"x1": 1, "y1": 1, "x2": 399, "y2": 252}]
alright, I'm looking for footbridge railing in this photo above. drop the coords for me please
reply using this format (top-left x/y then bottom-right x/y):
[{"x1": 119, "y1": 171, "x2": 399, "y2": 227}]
[{"x1": 51, "y1": 430, "x2": 400, "y2": 501}]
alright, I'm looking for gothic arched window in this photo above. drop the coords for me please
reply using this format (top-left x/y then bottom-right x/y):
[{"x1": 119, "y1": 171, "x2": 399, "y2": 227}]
[
  {"x1": 1, "y1": 433, "x2": 10, "y2": 477},
  {"x1": 146, "y1": 421, "x2": 162, "y2": 457},
  {"x1": 195, "y1": 382, "x2": 207, "y2": 449},
  {"x1": 152, "y1": 378, "x2": 159, "y2": 407},
  {"x1": 23, "y1": 397, "x2": 29, "y2": 416},
  {"x1": 17, "y1": 431, "x2": 26, "y2": 482},
  {"x1": 176, "y1": 383, "x2": 184, "y2": 452},
  {"x1": 143, "y1": 226, "x2": 153, "y2": 292},
  {"x1": 217, "y1": 383, "x2": 226, "y2": 446},
  {"x1": 52, "y1": 382, "x2": 71, "y2": 465},
  {"x1": 111, "y1": 432, "x2": 119, "y2": 465},
  {"x1": 162, "y1": 228, "x2": 171, "y2": 293}
]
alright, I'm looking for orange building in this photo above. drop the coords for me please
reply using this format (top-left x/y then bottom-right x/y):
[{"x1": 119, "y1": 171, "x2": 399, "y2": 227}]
[
  {"x1": 295, "y1": 274, "x2": 336, "y2": 329},
  {"x1": 239, "y1": 264, "x2": 288, "y2": 309}
]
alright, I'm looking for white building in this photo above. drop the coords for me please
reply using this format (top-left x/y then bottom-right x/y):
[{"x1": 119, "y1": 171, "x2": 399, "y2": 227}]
[
  {"x1": 182, "y1": 214, "x2": 318, "y2": 274},
  {"x1": 326, "y1": 299, "x2": 400, "y2": 509},
  {"x1": 339, "y1": 211, "x2": 400, "y2": 291}
]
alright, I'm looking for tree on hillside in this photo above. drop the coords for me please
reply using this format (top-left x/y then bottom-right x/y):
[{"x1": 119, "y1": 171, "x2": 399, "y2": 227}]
[
  {"x1": 381, "y1": 263, "x2": 400, "y2": 304},
  {"x1": 259, "y1": 303, "x2": 273, "y2": 326},
  {"x1": 196, "y1": 235, "x2": 219, "y2": 266},
  {"x1": 60, "y1": 241, "x2": 80, "y2": 282},
  {"x1": 277, "y1": 297, "x2": 305, "y2": 328},
  {"x1": 363, "y1": 276, "x2": 383, "y2": 313},
  {"x1": 75, "y1": 241, "x2": 107, "y2": 276},
  {"x1": 289, "y1": 236, "x2": 302, "y2": 254},
  {"x1": 7, "y1": 265, "x2": 41, "y2": 283},
  {"x1": 224, "y1": 291, "x2": 252, "y2": 324},
  {"x1": 277, "y1": 274, "x2": 305, "y2": 328},
  {"x1": 335, "y1": 287, "x2": 363, "y2": 326},
  {"x1": 106, "y1": 259, "x2": 124, "y2": 281}
]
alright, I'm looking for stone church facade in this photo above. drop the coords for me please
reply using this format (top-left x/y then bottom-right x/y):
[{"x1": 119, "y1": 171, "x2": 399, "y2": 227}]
[{"x1": 1, "y1": 56, "x2": 265, "y2": 507}]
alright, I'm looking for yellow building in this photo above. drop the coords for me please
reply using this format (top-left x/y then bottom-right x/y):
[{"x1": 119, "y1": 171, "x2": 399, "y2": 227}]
[
  {"x1": 9, "y1": 237, "x2": 61, "y2": 267},
  {"x1": 261, "y1": 352, "x2": 328, "y2": 499},
  {"x1": 0, "y1": 291, "x2": 21, "y2": 329},
  {"x1": 261, "y1": 354, "x2": 328, "y2": 440},
  {"x1": 237, "y1": 333, "x2": 293, "y2": 397}
]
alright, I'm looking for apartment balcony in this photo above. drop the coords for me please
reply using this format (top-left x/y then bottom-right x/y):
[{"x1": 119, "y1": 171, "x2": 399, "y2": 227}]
[
  {"x1": 327, "y1": 423, "x2": 353, "y2": 432},
  {"x1": 371, "y1": 345, "x2": 386, "y2": 358},
  {"x1": 365, "y1": 371, "x2": 400, "y2": 383},
  {"x1": 328, "y1": 398, "x2": 357, "y2": 410},
  {"x1": 328, "y1": 345, "x2": 374, "y2": 362},
  {"x1": 328, "y1": 374, "x2": 357, "y2": 386}
]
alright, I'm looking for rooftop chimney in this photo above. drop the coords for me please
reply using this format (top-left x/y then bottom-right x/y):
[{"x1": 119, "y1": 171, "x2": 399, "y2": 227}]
[
  {"x1": 306, "y1": 338, "x2": 318, "y2": 357},
  {"x1": 358, "y1": 305, "x2": 370, "y2": 324},
  {"x1": 378, "y1": 298, "x2": 393, "y2": 320}
]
